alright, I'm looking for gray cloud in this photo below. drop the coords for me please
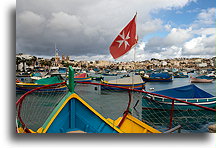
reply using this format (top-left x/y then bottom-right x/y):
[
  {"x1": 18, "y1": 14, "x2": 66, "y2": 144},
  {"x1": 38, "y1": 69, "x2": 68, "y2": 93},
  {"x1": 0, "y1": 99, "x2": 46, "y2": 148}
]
[{"x1": 16, "y1": 0, "x2": 193, "y2": 58}]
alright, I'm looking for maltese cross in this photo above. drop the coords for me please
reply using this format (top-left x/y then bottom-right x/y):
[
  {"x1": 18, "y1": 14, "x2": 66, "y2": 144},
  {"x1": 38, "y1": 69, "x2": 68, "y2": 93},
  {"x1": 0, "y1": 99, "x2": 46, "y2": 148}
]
[{"x1": 116, "y1": 31, "x2": 130, "y2": 50}]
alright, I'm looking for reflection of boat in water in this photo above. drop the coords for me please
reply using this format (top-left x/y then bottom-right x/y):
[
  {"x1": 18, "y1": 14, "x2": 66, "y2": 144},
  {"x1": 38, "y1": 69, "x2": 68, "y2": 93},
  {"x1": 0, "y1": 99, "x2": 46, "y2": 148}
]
[
  {"x1": 142, "y1": 72, "x2": 172, "y2": 82},
  {"x1": 101, "y1": 75, "x2": 146, "y2": 90},
  {"x1": 190, "y1": 77, "x2": 213, "y2": 83}
]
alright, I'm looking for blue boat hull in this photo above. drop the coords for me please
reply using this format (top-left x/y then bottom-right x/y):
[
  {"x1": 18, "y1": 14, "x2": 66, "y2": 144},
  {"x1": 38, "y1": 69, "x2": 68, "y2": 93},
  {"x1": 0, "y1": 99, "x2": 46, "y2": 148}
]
[
  {"x1": 142, "y1": 77, "x2": 172, "y2": 82},
  {"x1": 102, "y1": 73, "x2": 117, "y2": 76},
  {"x1": 45, "y1": 94, "x2": 121, "y2": 133},
  {"x1": 142, "y1": 96, "x2": 216, "y2": 110},
  {"x1": 174, "y1": 75, "x2": 188, "y2": 78}
]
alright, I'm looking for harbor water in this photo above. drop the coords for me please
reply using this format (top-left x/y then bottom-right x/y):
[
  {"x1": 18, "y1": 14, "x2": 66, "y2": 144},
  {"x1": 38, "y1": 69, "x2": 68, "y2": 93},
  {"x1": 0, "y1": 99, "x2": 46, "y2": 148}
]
[{"x1": 16, "y1": 74, "x2": 216, "y2": 133}]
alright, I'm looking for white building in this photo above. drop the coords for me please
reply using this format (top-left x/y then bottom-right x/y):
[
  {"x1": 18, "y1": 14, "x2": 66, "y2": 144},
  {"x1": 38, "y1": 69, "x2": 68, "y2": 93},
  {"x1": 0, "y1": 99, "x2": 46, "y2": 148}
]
[
  {"x1": 198, "y1": 63, "x2": 207, "y2": 67},
  {"x1": 161, "y1": 61, "x2": 167, "y2": 66},
  {"x1": 16, "y1": 53, "x2": 34, "y2": 71}
]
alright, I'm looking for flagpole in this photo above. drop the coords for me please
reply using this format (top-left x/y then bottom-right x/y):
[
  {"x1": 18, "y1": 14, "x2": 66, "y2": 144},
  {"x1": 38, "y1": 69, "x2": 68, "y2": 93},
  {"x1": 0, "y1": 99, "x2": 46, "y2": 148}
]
[
  {"x1": 132, "y1": 12, "x2": 138, "y2": 116},
  {"x1": 132, "y1": 12, "x2": 137, "y2": 90}
]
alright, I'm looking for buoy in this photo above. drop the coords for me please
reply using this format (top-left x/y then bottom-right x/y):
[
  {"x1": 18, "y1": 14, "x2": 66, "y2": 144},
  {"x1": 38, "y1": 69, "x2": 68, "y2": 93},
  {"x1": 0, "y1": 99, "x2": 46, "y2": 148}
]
[{"x1": 208, "y1": 124, "x2": 216, "y2": 133}]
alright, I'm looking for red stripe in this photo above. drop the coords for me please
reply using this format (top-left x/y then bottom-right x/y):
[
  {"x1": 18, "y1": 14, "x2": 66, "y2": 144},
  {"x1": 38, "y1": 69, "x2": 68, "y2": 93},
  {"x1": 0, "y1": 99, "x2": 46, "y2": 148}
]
[{"x1": 77, "y1": 81, "x2": 216, "y2": 112}]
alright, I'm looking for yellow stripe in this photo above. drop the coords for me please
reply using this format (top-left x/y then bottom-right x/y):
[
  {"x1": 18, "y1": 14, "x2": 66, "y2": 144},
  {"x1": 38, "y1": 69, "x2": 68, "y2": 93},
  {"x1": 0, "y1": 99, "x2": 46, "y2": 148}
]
[
  {"x1": 16, "y1": 82, "x2": 42, "y2": 86},
  {"x1": 101, "y1": 80, "x2": 145, "y2": 85},
  {"x1": 42, "y1": 93, "x2": 123, "y2": 133}
]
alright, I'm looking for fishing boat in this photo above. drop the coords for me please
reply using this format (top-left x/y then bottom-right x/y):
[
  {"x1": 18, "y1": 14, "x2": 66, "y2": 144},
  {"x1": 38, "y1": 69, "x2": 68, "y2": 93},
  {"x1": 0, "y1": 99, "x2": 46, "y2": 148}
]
[
  {"x1": 16, "y1": 72, "x2": 31, "y2": 77},
  {"x1": 206, "y1": 72, "x2": 216, "y2": 79},
  {"x1": 142, "y1": 85, "x2": 216, "y2": 131},
  {"x1": 101, "y1": 75, "x2": 146, "y2": 90},
  {"x1": 58, "y1": 67, "x2": 67, "y2": 74},
  {"x1": 30, "y1": 72, "x2": 49, "y2": 81},
  {"x1": 16, "y1": 66, "x2": 160, "y2": 133},
  {"x1": 74, "y1": 73, "x2": 92, "y2": 82},
  {"x1": 36, "y1": 93, "x2": 123, "y2": 133},
  {"x1": 102, "y1": 73, "x2": 118, "y2": 76},
  {"x1": 142, "y1": 84, "x2": 216, "y2": 110},
  {"x1": 196, "y1": 75, "x2": 214, "y2": 80},
  {"x1": 190, "y1": 77, "x2": 213, "y2": 83},
  {"x1": 16, "y1": 76, "x2": 67, "y2": 92},
  {"x1": 141, "y1": 72, "x2": 172, "y2": 82},
  {"x1": 173, "y1": 72, "x2": 188, "y2": 78}
]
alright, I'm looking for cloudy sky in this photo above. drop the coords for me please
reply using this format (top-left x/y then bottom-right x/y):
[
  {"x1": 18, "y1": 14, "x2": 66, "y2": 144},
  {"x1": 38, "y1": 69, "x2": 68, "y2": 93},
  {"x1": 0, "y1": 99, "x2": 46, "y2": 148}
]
[{"x1": 16, "y1": 0, "x2": 216, "y2": 61}]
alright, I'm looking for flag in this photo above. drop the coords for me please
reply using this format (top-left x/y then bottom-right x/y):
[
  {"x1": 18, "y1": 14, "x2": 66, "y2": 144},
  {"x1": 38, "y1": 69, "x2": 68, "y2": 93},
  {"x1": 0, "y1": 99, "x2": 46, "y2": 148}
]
[{"x1": 109, "y1": 13, "x2": 138, "y2": 59}]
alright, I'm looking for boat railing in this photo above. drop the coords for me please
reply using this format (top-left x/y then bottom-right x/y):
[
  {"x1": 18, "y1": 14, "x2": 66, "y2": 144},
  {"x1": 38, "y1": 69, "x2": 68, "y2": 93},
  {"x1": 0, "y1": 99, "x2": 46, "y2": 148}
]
[
  {"x1": 16, "y1": 67, "x2": 215, "y2": 133},
  {"x1": 76, "y1": 81, "x2": 216, "y2": 112},
  {"x1": 76, "y1": 81, "x2": 216, "y2": 131},
  {"x1": 16, "y1": 82, "x2": 67, "y2": 133},
  {"x1": 149, "y1": 95, "x2": 216, "y2": 103}
]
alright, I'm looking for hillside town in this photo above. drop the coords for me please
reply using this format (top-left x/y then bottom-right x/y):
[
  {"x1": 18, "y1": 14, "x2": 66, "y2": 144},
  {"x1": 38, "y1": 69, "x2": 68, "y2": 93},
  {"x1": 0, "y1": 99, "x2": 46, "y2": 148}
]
[{"x1": 16, "y1": 53, "x2": 216, "y2": 72}]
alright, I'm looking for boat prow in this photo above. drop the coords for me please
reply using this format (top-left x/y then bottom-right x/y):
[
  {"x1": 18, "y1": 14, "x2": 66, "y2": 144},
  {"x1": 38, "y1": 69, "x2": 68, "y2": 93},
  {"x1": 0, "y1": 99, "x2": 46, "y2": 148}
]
[
  {"x1": 190, "y1": 77, "x2": 213, "y2": 83},
  {"x1": 36, "y1": 93, "x2": 122, "y2": 133}
]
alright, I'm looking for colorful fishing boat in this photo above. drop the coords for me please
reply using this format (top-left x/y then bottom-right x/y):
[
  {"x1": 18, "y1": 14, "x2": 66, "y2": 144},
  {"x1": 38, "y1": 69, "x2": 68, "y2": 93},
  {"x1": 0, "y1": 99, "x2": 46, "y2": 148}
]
[
  {"x1": 173, "y1": 72, "x2": 188, "y2": 78},
  {"x1": 142, "y1": 84, "x2": 216, "y2": 131},
  {"x1": 206, "y1": 73, "x2": 216, "y2": 79},
  {"x1": 74, "y1": 73, "x2": 92, "y2": 82},
  {"x1": 196, "y1": 75, "x2": 214, "y2": 80},
  {"x1": 16, "y1": 66, "x2": 162, "y2": 133},
  {"x1": 16, "y1": 72, "x2": 31, "y2": 77},
  {"x1": 34, "y1": 93, "x2": 123, "y2": 133},
  {"x1": 141, "y1": 72, "x2": 172, "y2": 82},
  {"x1": 30, "y1": 72, "x2": 48, "y2": 81},
  {"x1": 102, "y1": 73, "x2": 118, "y2": 76},
  {"x1": 16, "y1": 76, "x2": 67, "y2": 92},
  {"x1": 101, "y1": 75, "x2": 146, "y2": 90},
  {"x1": 190, "y1": 77, "x2": 213, "y2": 83},
  {"x1": 142, "y1": 84, "x2": 216, "y2": 110}
]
